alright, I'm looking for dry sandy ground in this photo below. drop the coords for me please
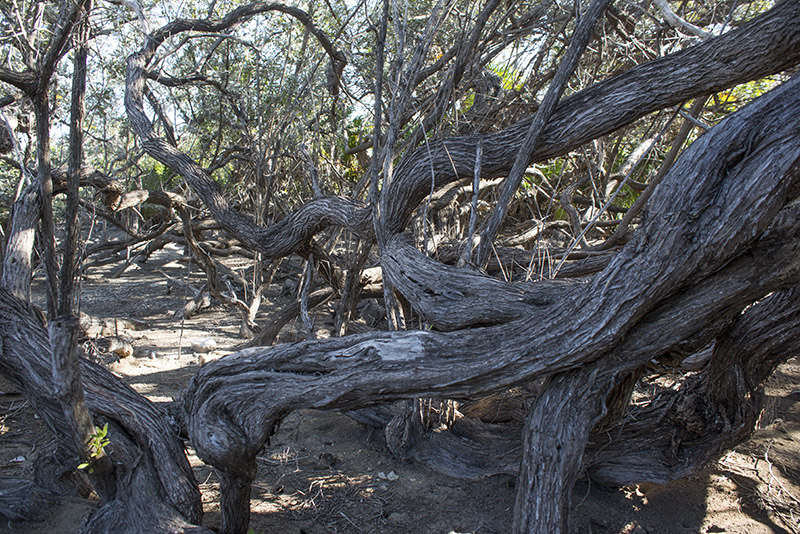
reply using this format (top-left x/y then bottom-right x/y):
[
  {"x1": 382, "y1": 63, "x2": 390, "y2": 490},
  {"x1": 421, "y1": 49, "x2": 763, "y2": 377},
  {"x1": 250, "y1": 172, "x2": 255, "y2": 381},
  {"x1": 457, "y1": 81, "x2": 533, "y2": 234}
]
[{"x1": 0, "y1": 242, "x2": 798, "y2": 534}]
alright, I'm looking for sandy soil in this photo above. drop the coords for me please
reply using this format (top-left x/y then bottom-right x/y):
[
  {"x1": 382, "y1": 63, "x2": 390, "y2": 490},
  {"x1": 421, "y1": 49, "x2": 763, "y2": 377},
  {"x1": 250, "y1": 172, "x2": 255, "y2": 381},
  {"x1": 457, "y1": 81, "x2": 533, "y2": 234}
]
[{"x1": 0, "y1": 242, "x2": 798, "y2": 534}]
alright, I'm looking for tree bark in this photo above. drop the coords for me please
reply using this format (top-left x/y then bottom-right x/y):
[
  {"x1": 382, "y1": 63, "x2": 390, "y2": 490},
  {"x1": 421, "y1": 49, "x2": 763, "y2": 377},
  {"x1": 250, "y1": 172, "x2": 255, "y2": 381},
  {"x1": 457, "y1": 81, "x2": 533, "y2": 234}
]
[
  {"x1": 0, "y1": 288, "x2": 207, "y2": 532},
  {"x1": 512, "y1": 371, "x2": 608, "y2": 534},
  {"x1": 125, "y1": 1, "x2": 800, "y2": 261},
  {"x1": 347, "y1": 199, "x2": 800, "y2": 483},
  {"x1": 49, "y1": 316, "x2": 116, "y2": 501},
  {"x1": 115, "y1": 3, "x2": 800, "y2": 533},
  {"x1": 179, "y1": 72, "x2": 800, "y2": 533},
  {"x1": 47, "y1": 0, "x2": 118, "y2": 502},
  {"x1": 475, "y1": 0, "x2": 611, "y2": 266},
  {"x1": 1, "y1": 182, "x2": 39, "y2": 300},
  {"x1": 585, "y1": 284, "x2": 800, "y2": 485}
]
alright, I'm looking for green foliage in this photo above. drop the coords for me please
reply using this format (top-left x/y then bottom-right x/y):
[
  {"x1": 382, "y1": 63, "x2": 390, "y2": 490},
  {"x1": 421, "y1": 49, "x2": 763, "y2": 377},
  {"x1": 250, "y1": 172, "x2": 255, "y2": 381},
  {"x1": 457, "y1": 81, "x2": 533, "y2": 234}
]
[
  {"x1": 77, "y1": 423, "x2": 111, "y2": 474},
  {"x1": 714, "y1": 77, "x2": 780, "y2": 114},
  {"x1": 488, "y1": 64, "x2": 525, "y2": 91}
]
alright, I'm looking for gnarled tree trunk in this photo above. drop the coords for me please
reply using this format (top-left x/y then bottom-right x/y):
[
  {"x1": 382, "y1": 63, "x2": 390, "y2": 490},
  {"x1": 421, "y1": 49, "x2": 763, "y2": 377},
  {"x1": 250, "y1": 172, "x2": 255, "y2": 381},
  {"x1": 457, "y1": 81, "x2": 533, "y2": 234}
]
[
  {"x1": 1, "y1": 2, "x2": 799, "y2": 534},
  {"x1": 117, "y1": 3, "x2": 800, "y2": 533}
]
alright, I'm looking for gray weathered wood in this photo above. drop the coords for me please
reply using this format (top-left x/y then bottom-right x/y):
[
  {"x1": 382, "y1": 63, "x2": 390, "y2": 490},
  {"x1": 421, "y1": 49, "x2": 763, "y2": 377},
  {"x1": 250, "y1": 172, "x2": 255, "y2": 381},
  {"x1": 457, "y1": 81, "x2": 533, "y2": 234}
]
[
  {"x1": 124, "y1": 1, "x2": 800, "y2": 264},
  {"x1": 0, "y1": 289, "x2": 207, "y2": 532},
  {"x1": 178, "y1": 72, "x2": 800, "y2": 533}
]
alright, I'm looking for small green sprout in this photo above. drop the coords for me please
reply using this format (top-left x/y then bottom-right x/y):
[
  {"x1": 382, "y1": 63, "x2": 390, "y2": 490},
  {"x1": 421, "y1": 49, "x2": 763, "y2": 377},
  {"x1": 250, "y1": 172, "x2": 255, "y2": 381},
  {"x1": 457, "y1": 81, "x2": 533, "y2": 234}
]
[{"x1": 77, "y1": 423, "x2": 110, "y2": 474}]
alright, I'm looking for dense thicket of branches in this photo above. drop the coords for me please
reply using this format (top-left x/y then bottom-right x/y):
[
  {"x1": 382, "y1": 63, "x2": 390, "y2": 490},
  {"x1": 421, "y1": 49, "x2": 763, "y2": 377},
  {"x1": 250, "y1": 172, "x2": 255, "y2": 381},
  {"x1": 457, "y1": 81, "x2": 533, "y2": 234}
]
[{"x1": 0, "y1": 0, "x2": 799, "y2": 533}]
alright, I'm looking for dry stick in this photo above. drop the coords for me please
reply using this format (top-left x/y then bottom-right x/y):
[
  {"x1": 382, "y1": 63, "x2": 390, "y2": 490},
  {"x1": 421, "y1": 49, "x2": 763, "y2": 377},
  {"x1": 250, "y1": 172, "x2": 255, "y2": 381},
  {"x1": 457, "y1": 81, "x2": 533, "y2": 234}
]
[
  {"x1": 177, "y1": 250, "x2": 193, "y2": 360},
  {"x1": 551, "y1": 107, "x2": 681, "y2": 277},
  {"x1": 244, "y1": 287, "x2": 336, "y2": 348},
  {"x1": 400, "y1": 0, "x2": 504, "y2": 159},
  {"x1": 653, "y1": 0, "x2": 712, "y2": 40},
  {"x1": 600, "y1": 95, "x2": 710, "y2": 250},
  {"x1": 371, "y1": 0, "x2": 404, "y2": 331},
  {"x1": 560, "y1": 174, "x2": 591, "y2": 249},
  {"x1": 143, "y1": 85, "x2": 177, "y2": 147},
  {"x1": 299, "y1": 253, "x2": 316, "y2": 339},
  {"x1": 474, "y1": 0, "x2": 612, "y2": 268},
  {"x1": 51, "y1": 0, "x2": 116, "y2": 501},
  {"x1": 334, "y1": 241, "x2": 371, "y2": 336},
  {"x1": 457, "y1": 139, "x2": 483, "y2": 268},
  {"x1": 299, "y1": 145, "x2": 322, "y2": 198},
  {"x1": 420, "y1": 128, "x2": 438, "y2": 255}
]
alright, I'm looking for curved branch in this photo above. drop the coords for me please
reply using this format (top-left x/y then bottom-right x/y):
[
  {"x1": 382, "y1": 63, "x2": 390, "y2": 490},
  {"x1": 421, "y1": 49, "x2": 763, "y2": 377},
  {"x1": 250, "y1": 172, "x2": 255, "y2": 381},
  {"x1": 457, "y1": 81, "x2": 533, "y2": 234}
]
[
  {"x1": 182, "y1": 195, "x2": 800, "y2": 522},
  {"x1": 143, "y1": 2, "x2": 346, "y2": 80},
  {"x1": 586, "y1": 284, "x2": 800, "y2": 485},
  {"x1": 125, "y1": 1, "x2": 800, "y2": 266},
  {"x1": 0, "y1": 68, "x2": 37, "y2": 93},
  {"x1": 181, "y1": 75, "x2": 800, "y2": 531},
  {"x1": 383, "y1": 0, "x2": 800, "y2": 233},
  {"x1": 653, "y1": 0, "x2": 712, "y2": 40},
  {"x1": 330, "y1": 200, "x2": 800, "y2": 483},
  {"x1": 126, "y1": 50, "x2": 371, "y2": 257},
  {"x1": 0, "y1": 289, "x2": 205, "y2": 529},
  {"x1": 382, "y1": 235, "x2": 581, "y2": 330}
]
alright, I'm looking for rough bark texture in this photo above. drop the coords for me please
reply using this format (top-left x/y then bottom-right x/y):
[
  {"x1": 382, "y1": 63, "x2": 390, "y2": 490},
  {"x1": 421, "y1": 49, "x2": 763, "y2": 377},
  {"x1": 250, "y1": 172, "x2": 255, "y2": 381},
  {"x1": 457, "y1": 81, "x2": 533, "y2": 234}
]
[
  {"x1": 0, "y1": 288, "x2": 208, "y2": 533},
  {"x1": 383, "y1": 0, "x2": 800, "y2": 235},
  {"x1": 176, "y1": 71, "x2": 800, "y2": 532},
  {"x1": 585, "y1": 284, "x2": 800, "y2": 485},
  {"x1": 0, "y1": 1, "x2": 777, "y2": 532},
  {"x1": 1, "y1": 182, "x2": 39, "y2": 300},
  {"x1": 382, "y1": 235, "x2": 581, "y2": 330},
  {"x1": 49, "y1": 316, "x2": 117, "y2": 501},
  {"x1": 347, "y1": 200, "x2": 800, "y2": 483},
  {"x1": 513, "y1": 371, "x2": 608, "y2": 533},
  {"x1": 125, "y1": 1, "x2": 800, "y2": 262},
  {"x1": 48, "y1": 0, "x2": 120, "y2": 504}
]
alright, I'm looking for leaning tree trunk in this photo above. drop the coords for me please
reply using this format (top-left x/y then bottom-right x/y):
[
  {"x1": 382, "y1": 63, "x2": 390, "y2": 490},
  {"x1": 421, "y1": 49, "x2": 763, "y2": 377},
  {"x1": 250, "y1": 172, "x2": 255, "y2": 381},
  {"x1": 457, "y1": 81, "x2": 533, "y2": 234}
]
[
  {"x1": 113, "y1": 2, "x2": 800, "y2": 532},
  {"x1": 176, "y1": 70, "x2": 800, "y2": 533},
  {"x1": 0, "y1": 288, "x2": 210, "y2": 533}
]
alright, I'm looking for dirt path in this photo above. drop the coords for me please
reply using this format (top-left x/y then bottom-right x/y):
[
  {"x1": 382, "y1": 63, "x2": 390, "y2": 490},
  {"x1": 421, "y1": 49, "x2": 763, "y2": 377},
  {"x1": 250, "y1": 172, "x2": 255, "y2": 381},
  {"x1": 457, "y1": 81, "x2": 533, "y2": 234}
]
[{"x1": 1, "y1": 243, "x2": 798, "y2": 534}]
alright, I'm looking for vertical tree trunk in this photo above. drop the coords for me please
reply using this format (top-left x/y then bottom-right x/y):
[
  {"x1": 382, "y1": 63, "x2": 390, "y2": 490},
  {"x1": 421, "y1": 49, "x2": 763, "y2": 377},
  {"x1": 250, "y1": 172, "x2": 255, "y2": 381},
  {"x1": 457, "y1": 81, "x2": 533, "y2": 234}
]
[
  {"x1": 59, "y1": 0, "x2": 91, "y2": 315},
  {"x1": 45, "y1": 0, "x2": 116, "y2": 500},
  {"x1": 49, "y1": 317, "x2": 116, "y2": 501},
  {"x1": 512, "y1": 371, "x2": 608, "y2": 534},
  {"x1": 32, "y1": 92, "x2": 58, "y2": 318},
  {"x1": 218, "y1": 462, "x2": 257, "y2": 534},
  {"x1": 1, "y1": 183, "x2": 38, "y2": 299}
]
